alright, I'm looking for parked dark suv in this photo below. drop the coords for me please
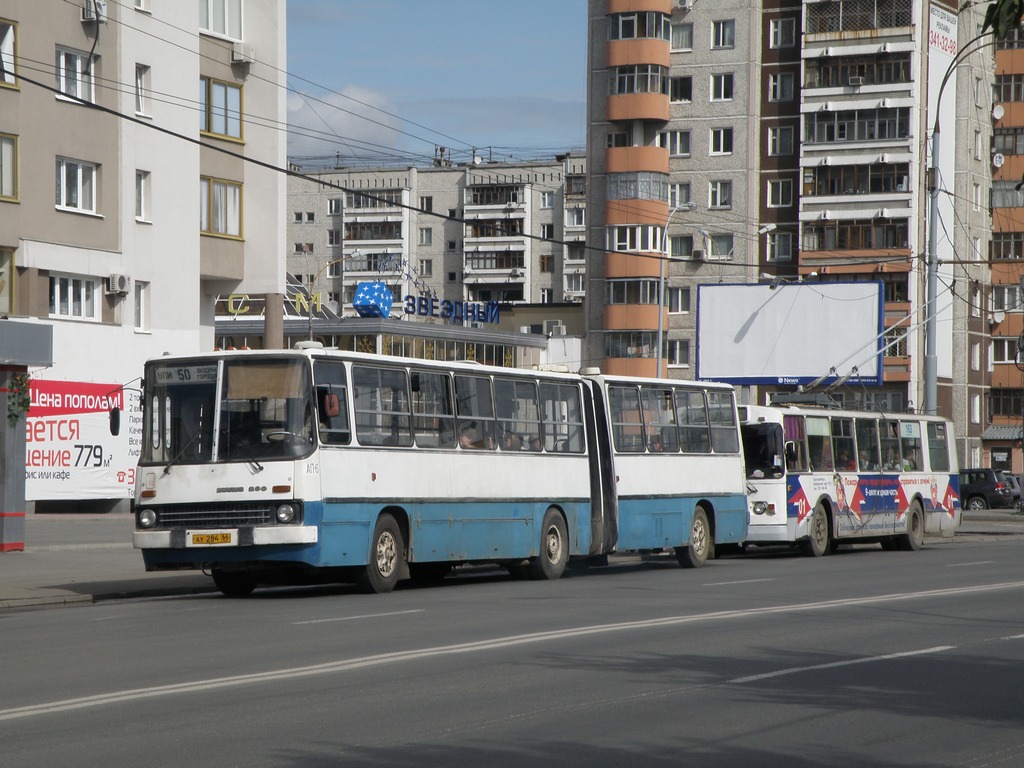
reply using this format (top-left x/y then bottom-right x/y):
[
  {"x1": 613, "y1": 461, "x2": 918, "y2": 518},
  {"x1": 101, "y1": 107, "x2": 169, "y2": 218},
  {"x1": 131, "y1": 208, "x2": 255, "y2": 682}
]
[{"x1": 959, "y1": 468, "x2": 1016, "y2": 511}]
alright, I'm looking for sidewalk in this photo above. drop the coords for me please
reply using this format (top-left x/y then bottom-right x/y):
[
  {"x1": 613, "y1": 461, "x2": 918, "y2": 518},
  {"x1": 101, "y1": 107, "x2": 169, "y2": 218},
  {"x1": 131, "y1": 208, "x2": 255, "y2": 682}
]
[{"x1": 1, "y1": 511, "x2": 1023, "y2": 611}]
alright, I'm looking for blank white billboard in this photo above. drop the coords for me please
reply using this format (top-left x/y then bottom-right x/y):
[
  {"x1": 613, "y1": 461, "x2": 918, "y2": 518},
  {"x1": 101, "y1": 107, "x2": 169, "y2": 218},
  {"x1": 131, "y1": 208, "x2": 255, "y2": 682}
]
[{"x1": 696, "y1": 282, "x2": 884, "y2": 386}]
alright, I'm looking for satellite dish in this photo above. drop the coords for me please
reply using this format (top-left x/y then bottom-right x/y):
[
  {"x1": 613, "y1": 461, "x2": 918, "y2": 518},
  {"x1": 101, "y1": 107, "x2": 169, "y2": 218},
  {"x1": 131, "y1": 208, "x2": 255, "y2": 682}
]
[
  {"x1": 992, "y1": 310, "x2": 1006, "y2": 325},
  {"x1": 472, "y1": 156, "x2": 482, "y2": 166},
  {"x1": 994, "y1": 153, "x2": 1005, "y2": 168},
  {"x1": 994, "y1": 104, "x2": 1005, "y2": 121}
]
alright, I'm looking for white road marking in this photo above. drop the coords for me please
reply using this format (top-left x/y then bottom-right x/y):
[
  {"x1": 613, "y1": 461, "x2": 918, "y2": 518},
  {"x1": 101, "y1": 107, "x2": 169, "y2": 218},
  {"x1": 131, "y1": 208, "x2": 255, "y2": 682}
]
[
  {"x1": 3, "y1": 580, "x2": 1023, "y2": 722},
  {"x1": 703, "y1": 578, "x2": 774, "y2": 586},
  {"x1": 947, "y1": 561, "x2": 994, "y2": 567},
  {"x1": 293, "y1": 609, "x2": 424, "y2": 625},
  {"x1": 728, "y1": 646, "x2": 956, "y2": 684}
]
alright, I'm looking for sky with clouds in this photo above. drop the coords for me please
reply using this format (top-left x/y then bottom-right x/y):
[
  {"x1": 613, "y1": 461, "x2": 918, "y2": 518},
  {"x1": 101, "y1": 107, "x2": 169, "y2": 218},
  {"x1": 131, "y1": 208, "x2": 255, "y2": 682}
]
[{"x1": 285, "y1": 0, "x2": 588, "y2": 165}]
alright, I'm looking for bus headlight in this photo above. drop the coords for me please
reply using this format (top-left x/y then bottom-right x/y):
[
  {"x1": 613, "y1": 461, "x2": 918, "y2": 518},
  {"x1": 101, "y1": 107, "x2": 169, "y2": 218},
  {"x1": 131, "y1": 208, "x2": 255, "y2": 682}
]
[
  {"x1": 752, "y1": 501, "x2": 769, "y2": 516},
  {"x1": 138, "y1": 508, "x2": 158, "y2": 528},
  {"x1": 276, "y1": 503, "x2": 297, "y2": 524}
]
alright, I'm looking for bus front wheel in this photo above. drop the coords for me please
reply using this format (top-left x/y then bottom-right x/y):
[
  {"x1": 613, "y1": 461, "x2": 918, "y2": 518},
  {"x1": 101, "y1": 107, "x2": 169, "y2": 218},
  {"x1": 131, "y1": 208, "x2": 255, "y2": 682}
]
[
  {"x1": 676, "y1": 507, "x2": 711, "y2": 568},
  {"x1": 800, "y1": 504, "x2": 829, "y2": 557},
  {"x1": 212, "y1": 569, "x2": 257, "y2": 597},
  {"x1": 528, "y1": 509, "x2": 568, "y2": 580},
  {"x1": 898, "y1": 502, "x2": 925, "y2": 551},
  {"x1": 360, "y1": 514, "x2": 404, "y2": 594}
]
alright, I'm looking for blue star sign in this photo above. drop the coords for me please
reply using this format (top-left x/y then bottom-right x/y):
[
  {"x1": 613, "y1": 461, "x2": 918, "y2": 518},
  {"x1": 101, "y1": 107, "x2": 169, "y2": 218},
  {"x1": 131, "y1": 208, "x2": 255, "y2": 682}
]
[{"x1": 353, "y1": 281, "x2": 394, "y2": 318}]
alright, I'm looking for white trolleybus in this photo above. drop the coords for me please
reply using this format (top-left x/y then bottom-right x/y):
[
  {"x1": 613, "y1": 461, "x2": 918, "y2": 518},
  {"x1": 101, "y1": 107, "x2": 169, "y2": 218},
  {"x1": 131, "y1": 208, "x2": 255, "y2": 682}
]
[
  {"x1": 738, "y1": 403, "x2": 961, "y2": 555},
  {"x1": 124, "y1": 348, "x2": 748, "y2": 595}
]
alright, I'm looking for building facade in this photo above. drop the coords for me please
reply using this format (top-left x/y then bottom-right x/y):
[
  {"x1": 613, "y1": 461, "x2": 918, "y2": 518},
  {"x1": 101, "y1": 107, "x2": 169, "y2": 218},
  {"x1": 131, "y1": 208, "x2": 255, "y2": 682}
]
[
  {"x1": 584, "y1": 0, "x2": 992, "y2": 463},
  {"x1": 0, "y1": 0, "x2": 287, "y2": 511}
]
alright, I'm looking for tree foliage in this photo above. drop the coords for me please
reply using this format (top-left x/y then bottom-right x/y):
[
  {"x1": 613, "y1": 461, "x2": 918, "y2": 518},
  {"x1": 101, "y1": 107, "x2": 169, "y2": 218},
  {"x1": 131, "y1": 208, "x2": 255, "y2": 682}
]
[{"x1": 983, "y1": 0, "x2": 1024, "y2": 38}]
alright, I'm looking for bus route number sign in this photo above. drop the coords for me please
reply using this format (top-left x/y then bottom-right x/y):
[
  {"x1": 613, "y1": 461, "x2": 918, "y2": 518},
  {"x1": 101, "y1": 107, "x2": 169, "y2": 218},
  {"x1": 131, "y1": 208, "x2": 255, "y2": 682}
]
[{"x1": 153, "y1": 365, "x2": 218, "y2": 385}]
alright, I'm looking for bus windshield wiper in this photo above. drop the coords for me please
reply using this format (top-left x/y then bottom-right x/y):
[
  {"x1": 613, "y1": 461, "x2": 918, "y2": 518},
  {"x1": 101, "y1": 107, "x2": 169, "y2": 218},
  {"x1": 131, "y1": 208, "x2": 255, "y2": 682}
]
[{"x1": 162, "y1": 433, "x2": 200, "y2": 476}]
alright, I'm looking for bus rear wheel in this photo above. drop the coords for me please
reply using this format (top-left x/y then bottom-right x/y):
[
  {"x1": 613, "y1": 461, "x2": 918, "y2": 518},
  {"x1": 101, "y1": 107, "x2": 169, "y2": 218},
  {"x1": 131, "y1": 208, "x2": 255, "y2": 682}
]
[
  {"x1": 528, "y1": 509, "x2": 568, "y2": 580},
  {"x1": 212, "y1": 569, "x2": 257, "y2": 597},
  {"x1": 360, "y1": 514, "x2": 404, "y2": 594},
  {"x1": 800, "y1": 504, "x2": 829, "y2": 557},
  {"x1": 898, "y1": 502, "x2": 925, "y2": 551},
  {"x1": 676, "y1": 507, "x2": 711, "y2": 569}
]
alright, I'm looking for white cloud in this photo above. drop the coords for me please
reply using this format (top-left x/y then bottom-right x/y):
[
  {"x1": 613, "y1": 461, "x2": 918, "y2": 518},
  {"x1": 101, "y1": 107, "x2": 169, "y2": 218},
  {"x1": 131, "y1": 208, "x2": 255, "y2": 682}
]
[{"x1": 286, "y1": 87, "x2": 406, "y2": 160}]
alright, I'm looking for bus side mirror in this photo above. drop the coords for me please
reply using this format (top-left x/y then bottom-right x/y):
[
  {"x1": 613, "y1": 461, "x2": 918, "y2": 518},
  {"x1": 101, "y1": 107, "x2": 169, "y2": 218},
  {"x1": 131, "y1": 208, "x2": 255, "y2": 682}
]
[
  {"x1": 323, "y1": 393, "x2": 340, "y2": 418},
  {"x1": 109, "y1": 407, "x2": 121, "y2": 436},
  {"x1": 785, "y1": 441, "x2": 796, "y2": 463}
]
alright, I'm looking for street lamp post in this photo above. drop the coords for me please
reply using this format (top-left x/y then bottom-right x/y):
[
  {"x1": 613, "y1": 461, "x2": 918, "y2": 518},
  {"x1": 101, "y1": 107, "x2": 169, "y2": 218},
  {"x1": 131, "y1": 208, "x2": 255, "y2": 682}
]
[{"x1": 656, "y1": 202, "x2": 696, "y2": 376}]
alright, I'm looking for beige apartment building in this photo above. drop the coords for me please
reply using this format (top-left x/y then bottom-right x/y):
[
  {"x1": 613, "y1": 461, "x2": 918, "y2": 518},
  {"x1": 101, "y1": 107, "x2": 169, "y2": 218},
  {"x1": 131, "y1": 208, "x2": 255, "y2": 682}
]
[
  {"x1": 584, "y1": 0, "x2": 992, "y2": 462},
  {"x1": 0, "y1": 0, "x2": 287, "y2": 511}
]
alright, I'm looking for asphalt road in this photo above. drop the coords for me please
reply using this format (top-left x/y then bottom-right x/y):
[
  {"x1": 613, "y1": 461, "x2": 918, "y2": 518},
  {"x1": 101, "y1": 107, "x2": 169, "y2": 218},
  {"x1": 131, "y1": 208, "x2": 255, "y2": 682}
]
[{"x1": 2, "y1": 534, "x2": 1024, "y2": 767}]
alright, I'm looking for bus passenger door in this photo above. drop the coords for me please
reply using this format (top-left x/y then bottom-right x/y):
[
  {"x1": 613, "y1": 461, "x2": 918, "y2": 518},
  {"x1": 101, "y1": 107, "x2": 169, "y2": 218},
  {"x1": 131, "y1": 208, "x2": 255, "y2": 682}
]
[{"x1": 583, "y1": 381, "x2": 617, "y2": 556}]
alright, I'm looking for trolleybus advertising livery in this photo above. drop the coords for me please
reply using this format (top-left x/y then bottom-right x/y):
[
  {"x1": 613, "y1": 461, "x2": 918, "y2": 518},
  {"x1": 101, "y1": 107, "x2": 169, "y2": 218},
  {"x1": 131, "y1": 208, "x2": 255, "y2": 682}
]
[
  {"x1": 123, "y1": 348, "x2": 748, "y2": 595},
  {"x1": 739, "y1": 403, "x2": 961, "y2": 555}
]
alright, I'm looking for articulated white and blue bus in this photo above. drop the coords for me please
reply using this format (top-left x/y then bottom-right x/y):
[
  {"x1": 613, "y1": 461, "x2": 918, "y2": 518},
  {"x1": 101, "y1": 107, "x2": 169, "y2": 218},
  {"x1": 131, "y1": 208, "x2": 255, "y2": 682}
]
[
  {"x1": 125, "y1": 347, "x2": 747, "y2": 595},
  {"x1": 739, "y1": 403, "x2": 961, "y2": 555}
]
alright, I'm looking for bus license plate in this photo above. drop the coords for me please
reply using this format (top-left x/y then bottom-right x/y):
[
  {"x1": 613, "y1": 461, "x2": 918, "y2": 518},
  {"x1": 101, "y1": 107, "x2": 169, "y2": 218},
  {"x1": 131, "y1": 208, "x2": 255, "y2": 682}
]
[{"x1": 187, "y1": 530, "x2": 235, "y2": 547}]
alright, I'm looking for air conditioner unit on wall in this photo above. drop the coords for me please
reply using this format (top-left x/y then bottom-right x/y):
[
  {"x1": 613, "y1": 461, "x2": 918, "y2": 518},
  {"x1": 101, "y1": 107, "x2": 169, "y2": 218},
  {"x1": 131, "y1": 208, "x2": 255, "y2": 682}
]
[
  {"x1": 677, "y1": 0, "x2": 692, "y2": 9},
  {"x1": 544, "y1": 320, "x2": 566, "y2": 336},
  {"x1": 691, "y1": 248, "x2": 704, "y2": 261},
  {"x1": 81, "y1": 0, "x2": 108, "y2": 22},
  {"x1": 231, "y1": 42, "x2": 255, "y2": 64},
  {"x1": 848, "y1": 76, "x2": 864, "y2": 86},
  {"x1": 106, "y1": 273, "x2": 130, "y2": 295}
]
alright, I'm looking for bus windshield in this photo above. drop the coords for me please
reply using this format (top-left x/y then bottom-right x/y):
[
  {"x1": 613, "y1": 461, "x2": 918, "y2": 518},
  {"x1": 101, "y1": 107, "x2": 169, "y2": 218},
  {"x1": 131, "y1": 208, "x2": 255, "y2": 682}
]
[
  {"x1": 741, "y1": 422, "x2": 784, "y2": 478},
  {"x1": 141, "y1": 357, "x2": 313, "y2": 467}
]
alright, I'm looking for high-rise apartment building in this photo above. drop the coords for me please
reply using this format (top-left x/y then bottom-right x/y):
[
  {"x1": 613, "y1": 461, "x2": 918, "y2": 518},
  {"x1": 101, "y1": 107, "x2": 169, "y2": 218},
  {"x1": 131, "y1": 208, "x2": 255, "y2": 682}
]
[
  {"x1": 0, "y1": 0, "x2": 287, "y2": 511},
  {"x1": 585, "y1": 0, "x2": 992, "y2": 462}
]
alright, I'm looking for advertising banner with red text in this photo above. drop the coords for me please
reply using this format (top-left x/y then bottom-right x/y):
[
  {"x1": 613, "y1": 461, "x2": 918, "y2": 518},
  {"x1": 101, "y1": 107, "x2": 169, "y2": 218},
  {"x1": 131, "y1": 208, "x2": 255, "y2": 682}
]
[{"x1": 25, "y1": 380, "x2": 142, "y2": 500}]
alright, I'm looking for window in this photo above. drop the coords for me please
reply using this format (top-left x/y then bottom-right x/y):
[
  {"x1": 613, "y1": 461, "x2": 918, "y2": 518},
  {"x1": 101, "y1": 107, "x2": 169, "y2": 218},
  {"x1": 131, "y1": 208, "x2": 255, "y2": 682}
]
[
  {"x1": 540, "y1": 255, "x2": 554, "y2": 273},
  {"x1": 419, "y1": 259, "x2": 433, "y2": 277},
  {"x1": 419, "y1": 195, "x2": 432, "y2": 212},
  {"x1": 710, "y1": 127, "x2": 734, "y2": 155},
  {"x1": 610, "y1": 64, "x2": 668, "y2": 95},
  {"x1": 540, "y1": 191, "x2": 554, "y2": 208},
  {"x1": 565, "y1": 208, "x2": 585, "y2": 227},
  {"x1": 669, "y1": 234, "x2": 693, "y2": 259},
  {"x1": 709, "y1": 180, "x2": 732, "y2": 209},
  {"x1": 55, "y1": 47, "x2": 94, "y2": 102},
  {"x1": 974, "y1": 183, "x2": 982, "y2": 211},
  {"x1": 328, "y1": 198, "x2": 342, "y2": 215},
  {"x1": 199, "y1": 176, "x2": 241, "y2": 236},
  {"x1": 49, "y1": 274, "x2": 99, "y2": 320},
  {"x1": 669, "y1": 182, "x2": 691, "y2": 208},
  {"x1": 712, "y1": 20, "x2": 736, "y2": 49},
  {"x1": 135, "y1": 64, "x2": 150, "y2": 115},
  {"x1": 56, "y1": 157, "x2": 96, "y2": 213},
  {"x1": 418, "y1": 227, "x2": 432, "y2": 246},
  {"x1": 670, "y1": 76, "x2": 692, "y2": 103},
  {"x1": 447, "y1": 240, "x2": 456, "y2": 251},
  {"x1": 993, "y1": 284, "x2": 1022, "y2": 311},
  {"x1": 667, "y1": 342, "x2": 692, "y2": 368},
  {"x1": 541, "y1": 223, "x2": 554, "y2": 239},
  {"x1": 671, "y1": 22, "x2": 693, "y2": 51},
  {"x1": 768, "y1": 179, "x2": 793, "y2": 207},
  {"x1": 768, "y1": 73, "x2": 794, "y2": 102},
  {"x1": 541, "y1": 288, "x2": 553, "y2": 304},
  {"x1": 0, "y1": 21, "x2": 15, "y2": 86},
  {"x1": 135, "y1": 170, "x2": 150, "y2": 221},
  {"x1": 992, "y1": 337, "x2": 1019, "y2": 364},
  {"x1": 667, "y1": 286, "x2": 690, "y2": 313},
  {"x1": 971, "y1": 342, "x2": 981, "y2": 371},
  {"x1": 0, "y1": 248, "x2": 11, "y2": 315},
  {"x1": 767, "y1": 231, "x2": 793, "y2": 262},
  {"x1": 200, "y1": 77, "x2": 242, "y2": 139},
  {"x1": 0, "y1": 133, "x2": 15, "y2": 200},
  {"x1": 768, "y1": 126, "x2": 794, "y2": 156},
  {"x1": 975, "y1": 130, "x2": 983, "y2": 160},
  {"x1": 711, "y1": 73, "x2": 734, "y2": 101},
  {"x1": 971, "y1": 394, "x2": 981, "y2": 425},
  {"x1": 200, "y1": 0, "x2": 242, "y2": 39},
  {"x1": 708, "y1": 233, "x2": 734, "y2": 260},
  {"x1": 657, "y1": 130, "x2": 691, "y2": 157},
  {"x1": 134, "y1": 281, "x2": 150, "y2": 332},
  {"x1": 293, "y1": 243, "x2": 313, "y2": 254},
  {"x1": 770, "y1": 18, "x2": 796, "y2": 48}
]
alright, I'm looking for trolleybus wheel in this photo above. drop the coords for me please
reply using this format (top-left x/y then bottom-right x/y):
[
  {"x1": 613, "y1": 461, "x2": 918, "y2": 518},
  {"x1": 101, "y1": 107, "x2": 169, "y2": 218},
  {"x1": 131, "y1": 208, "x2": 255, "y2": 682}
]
[
  {"x1": 528, "y1": 508, "x2": 568, "y2": 581},
  {"x1": 800, "y1": 503, "x2": 830, "y2": 557},
  {"x1": 898, "y1": 501, "x2": 925, "y2": 551},
  {"x1": 675, "y1": 507, "x2": 711, "y2": 569},
  {"x1": 212, "y1": 569, "x2": 257, "y2": 597},
  {"x1": 360, "y1": 514, "x2": 403, "y2": 593}
]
